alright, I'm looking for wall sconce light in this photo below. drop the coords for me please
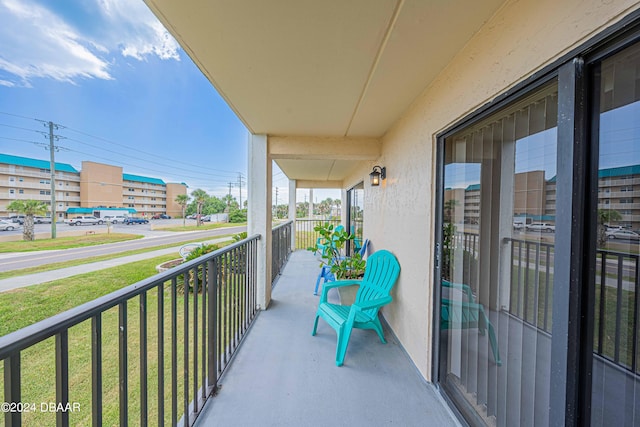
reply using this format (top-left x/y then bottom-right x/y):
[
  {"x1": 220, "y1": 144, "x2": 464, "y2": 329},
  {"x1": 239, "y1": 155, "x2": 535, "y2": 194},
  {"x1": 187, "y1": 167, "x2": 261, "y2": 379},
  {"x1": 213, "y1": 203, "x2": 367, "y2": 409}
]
[{"x1": 369, "y1": 165, "x2": 386, "y2": 187}]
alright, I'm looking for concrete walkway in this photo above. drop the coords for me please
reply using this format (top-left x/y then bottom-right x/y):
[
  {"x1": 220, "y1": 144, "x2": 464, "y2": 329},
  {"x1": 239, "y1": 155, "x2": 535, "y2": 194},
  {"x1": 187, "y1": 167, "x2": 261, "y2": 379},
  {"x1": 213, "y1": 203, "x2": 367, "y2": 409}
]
[{"x1": 0, "y1": 237, "x2": 232, "y2": 293}]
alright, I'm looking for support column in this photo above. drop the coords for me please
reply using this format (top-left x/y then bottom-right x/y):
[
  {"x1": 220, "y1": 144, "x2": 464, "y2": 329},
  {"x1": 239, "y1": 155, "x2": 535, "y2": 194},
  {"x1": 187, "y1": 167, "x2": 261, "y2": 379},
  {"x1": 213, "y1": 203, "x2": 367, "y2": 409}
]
[
  {"x1": 288, "y1": 179, "x2": 296, "y2": 251},
  {"x1": 248, "y1": 134, "x2": 272, "y2": 310}
]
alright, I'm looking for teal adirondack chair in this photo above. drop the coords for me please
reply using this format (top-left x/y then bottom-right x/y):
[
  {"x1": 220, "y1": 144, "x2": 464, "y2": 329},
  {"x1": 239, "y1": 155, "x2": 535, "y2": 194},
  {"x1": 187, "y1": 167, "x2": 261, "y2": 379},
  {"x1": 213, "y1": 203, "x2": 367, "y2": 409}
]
[
  {"x1": 315, "y1": 225, "x2": 344, "y2": 257},
  {"x1": 440, "y1": 280, "x2": 502, "y2": 366},
  {"x1": 312, "y1": 250, "x2": 400, "y2": 366}
]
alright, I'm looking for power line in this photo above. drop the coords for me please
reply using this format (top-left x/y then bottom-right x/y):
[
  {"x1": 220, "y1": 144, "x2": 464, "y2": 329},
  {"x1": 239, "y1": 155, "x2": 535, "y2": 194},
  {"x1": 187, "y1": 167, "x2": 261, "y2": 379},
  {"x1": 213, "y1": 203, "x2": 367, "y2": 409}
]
[
  {"x1": 63, "y1": 146, "x2": 236, "y2": 185},
  {"x1": 63, "y1": 125, "x2": 242, "y2": 175},
  {"x1": 64, "y1": 136, "x2": 238, "y2": 180},
  {"x1": 0, "y1": 111, "x2": 247, "y2": 185}
]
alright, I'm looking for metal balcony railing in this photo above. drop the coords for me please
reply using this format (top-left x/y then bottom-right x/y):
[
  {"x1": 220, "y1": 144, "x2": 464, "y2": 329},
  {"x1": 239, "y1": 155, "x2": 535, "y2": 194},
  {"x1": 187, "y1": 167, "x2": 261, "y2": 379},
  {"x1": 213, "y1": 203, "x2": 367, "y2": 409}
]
[
  {"x1": 271, "y1": 221, "x2": 293, "y2": 285},
  {"x1": 450, "y1": 233, "x2": 639, "y2": 376},
  {"x1": 507, "y1": 238, "x2": 639, "y2": 375},
  {"x1": 295, "y1": 219, "x2": 340, "y2": 250},
  {"x1": 0, "y1": 235, "x2": 260, "y2": 427}
]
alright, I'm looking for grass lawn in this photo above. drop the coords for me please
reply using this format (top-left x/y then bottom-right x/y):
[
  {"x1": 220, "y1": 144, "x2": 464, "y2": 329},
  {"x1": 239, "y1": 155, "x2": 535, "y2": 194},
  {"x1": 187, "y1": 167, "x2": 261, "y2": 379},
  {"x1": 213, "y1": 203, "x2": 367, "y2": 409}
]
[
  {"x1": 0, "y1": 253, "x2": 246, "y2": 426},
  {"x1": 0, "y1": 233, "x2": 143, "y2": 253}
]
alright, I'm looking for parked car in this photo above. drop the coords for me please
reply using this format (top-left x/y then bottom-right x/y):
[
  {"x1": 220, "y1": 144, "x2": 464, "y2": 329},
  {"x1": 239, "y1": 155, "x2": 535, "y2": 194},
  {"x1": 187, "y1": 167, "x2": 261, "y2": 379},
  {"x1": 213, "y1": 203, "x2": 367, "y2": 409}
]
[
  {"x1": 66, "y1": 216, "x2": 103, "y2": 226},
  {"x1": 606, "y1": 229, "x2": 640, "y2": 241},
  {"x1": 151, "y1": 214, "x2": 171, "y2": 219},
  {"x1": 201, "y1": 215, "x2": 211, "y2": 222},
  {"x1": 10, "y1": 215, "x2": 25, "y2": 224},
  {"x1": 186, "y1": 214, "x2": 197, "y2": 219},
  {"x1": 34, "y1": 216, "x2": 52, "y2": 224},
  {"x1": 525, "y1": 222, "x2": 555, "y2": 233},
  {"x1": 0, "y1": 220, "x2": 18, "y2": 231},
  {"x1": 124, "y1": 217, "x2": 149, "y2": 225},
  {"x1": 103, "y1": 215, "x2": 127, "y2": 224}
]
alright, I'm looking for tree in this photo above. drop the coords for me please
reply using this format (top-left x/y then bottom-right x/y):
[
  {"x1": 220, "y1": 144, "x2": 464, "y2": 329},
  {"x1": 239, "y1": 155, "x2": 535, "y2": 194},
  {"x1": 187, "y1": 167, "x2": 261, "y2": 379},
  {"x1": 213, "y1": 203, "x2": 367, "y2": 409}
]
[
  {"x1": 597, "y1": 209, "x2": 622, "y2": 247},
  {"x1": 443, "y1": 199, "x2": 459, "y2": 223},
  {"x1": 7, "y1": 199, "x2": 48, "y2": 241},
  {"x1": 175, "y1": 193, "x2": 190, "y2": 227},
  {"x1": 202, "y1": 196, "x2": 226, "y2": 215},
  {"x1": 222, "y1": 194, "x2": 239, "y2": 211},
  {"x1": 191, "y1": 189, "x2": 208, "y2": 226},
  {"x1": 229, "y1": 208, "x2": 247, "y2": 223},
  {"x1": 296, "y1": 201, "x2": 309, "y2": 218}
]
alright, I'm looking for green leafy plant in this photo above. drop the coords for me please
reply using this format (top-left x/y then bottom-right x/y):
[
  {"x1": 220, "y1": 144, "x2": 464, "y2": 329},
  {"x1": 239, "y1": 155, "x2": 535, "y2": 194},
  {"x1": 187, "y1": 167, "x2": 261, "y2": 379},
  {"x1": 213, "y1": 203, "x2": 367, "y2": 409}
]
[
  {"x1": 232, "y1": 231, "x2": 248, "y2": 242},
  {"x1": 441, "y1": 222, "x2": 456, "y2": 281},
  {"x1": 178, "y1": 243, "x2": 221, "y2": 293},
  {"x1": 307, "y1": 222, "x2": 365, "y2": 279}
]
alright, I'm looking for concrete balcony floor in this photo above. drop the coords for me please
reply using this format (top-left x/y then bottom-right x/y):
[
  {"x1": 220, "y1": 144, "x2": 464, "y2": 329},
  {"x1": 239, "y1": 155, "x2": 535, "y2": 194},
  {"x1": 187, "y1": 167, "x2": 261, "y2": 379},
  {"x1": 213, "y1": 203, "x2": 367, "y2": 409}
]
[{"x1": 195, "y1": 250, "x2": 460, "y2": 426}]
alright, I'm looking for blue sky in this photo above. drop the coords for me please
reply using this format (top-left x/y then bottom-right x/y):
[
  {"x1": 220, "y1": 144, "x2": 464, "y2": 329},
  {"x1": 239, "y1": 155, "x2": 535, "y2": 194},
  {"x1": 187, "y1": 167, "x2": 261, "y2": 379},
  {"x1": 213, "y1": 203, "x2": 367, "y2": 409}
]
[{"x1": 0, "y1": 0, "x2": 251, "y2": 199}]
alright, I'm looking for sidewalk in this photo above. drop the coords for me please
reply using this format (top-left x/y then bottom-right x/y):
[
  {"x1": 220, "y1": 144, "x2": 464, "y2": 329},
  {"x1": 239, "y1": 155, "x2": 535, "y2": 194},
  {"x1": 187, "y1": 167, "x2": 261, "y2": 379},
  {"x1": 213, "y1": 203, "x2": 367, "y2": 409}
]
[{"x1": 0, "y1": 237, "x2": 232, "y2": 293}]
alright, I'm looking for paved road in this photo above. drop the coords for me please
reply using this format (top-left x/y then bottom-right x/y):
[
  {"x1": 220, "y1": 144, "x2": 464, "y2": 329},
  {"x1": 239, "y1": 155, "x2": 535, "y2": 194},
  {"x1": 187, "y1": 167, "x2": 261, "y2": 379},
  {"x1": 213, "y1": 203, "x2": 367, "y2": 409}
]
[{"x1": 0, "y1": 226, "x2": 246, "y2": 272}]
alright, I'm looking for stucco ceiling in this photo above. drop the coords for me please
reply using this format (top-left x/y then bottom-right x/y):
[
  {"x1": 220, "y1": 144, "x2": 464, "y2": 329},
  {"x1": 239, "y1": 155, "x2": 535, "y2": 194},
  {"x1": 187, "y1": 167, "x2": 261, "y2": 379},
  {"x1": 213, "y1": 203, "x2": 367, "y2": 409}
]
[{"x1": 145, "y1": 0, "x2": 506, "y2": 181}]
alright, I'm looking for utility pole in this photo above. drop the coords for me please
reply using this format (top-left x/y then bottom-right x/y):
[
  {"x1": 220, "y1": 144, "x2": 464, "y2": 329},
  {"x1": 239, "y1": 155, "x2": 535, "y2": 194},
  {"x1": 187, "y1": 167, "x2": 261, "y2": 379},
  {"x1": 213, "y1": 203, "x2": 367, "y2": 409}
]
[
  {"x1": 227, "y1": 182, "x2": 234, "y2": 209},
  {"x1": 48, "y1": 121, "x2": 59, "y2": 239},
  {"x1": 237, "y1": 173, "x2": 245, "y2": 209},
  {"x1": 275, "y1": 187, "x2": 279, "y2": 218}
]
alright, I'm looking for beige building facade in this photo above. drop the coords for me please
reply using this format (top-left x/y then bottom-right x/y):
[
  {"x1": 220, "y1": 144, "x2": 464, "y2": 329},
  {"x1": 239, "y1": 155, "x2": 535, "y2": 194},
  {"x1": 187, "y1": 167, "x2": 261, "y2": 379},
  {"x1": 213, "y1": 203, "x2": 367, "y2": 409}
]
[
  {"x1": 145, "y1": 0, "x2": 640, "y2": 424},
  {"x1": 1, "y1": 155, "x2": 187, "y2": 218},
  {"x1": 0, "y1": 153, "x2": 81, "y2": 220}
]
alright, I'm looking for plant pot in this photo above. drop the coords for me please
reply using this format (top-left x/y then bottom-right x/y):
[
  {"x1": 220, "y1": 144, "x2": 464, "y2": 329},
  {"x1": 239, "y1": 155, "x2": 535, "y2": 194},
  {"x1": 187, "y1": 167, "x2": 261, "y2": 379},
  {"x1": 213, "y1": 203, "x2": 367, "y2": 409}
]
[
  {"x1": 337, "y1": 284, "x2": 359, "y2": 305},
  {"x1": 156, "y1": 258, "x2": 183, "y2": 273}
]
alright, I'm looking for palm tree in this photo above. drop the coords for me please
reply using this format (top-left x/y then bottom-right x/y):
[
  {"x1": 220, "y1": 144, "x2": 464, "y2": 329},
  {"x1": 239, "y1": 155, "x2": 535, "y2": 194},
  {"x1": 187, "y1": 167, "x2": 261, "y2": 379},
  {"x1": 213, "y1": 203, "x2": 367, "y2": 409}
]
[
  {"x1": 7, "y1": 199, "x2": 48, "y2": 241},
  {"x1": 191, "y1": 189, "x2": 208, "y2": 226},
  {"x1": 597, "y1": 209, "x2": 623, "y2": 247},
  {"x1": 175, "y1": 193, "x2": 190, "y2": 227}
]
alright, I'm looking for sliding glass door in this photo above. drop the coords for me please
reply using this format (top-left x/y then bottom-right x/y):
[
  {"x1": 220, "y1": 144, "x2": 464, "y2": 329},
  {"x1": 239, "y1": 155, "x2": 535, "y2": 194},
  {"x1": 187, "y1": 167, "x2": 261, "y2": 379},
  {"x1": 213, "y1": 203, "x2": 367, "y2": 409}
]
[
  {"x1": 440, "y1": 82, "x2": 558, "y2": 426},
  {"x1": 590, "y1": 42, "x2": 640, "y2": 427},
  {"x1": 347, "y1": 182, "x2": 364, "y2": 255}
]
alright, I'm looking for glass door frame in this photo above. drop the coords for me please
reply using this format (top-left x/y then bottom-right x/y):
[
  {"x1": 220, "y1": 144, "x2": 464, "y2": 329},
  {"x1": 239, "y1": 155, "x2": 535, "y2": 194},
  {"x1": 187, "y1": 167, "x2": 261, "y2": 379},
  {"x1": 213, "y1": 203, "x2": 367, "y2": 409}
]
[{"x1": 434, "y1": 16, "x2": 640, "y2": 425}]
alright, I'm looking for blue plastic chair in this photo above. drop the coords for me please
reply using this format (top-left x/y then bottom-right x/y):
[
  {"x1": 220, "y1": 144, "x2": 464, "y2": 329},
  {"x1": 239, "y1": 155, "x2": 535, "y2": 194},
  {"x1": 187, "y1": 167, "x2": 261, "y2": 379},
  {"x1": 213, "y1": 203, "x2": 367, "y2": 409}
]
[
  {"x1": 314, "y1": 225, "x2": 344, "y2": 257},
  {"x1": 312, "y1": 249, "x2": 400, "y2": 366},
  {"x1": 314, "y1": 239, "x2": 369, "y2": 295}
]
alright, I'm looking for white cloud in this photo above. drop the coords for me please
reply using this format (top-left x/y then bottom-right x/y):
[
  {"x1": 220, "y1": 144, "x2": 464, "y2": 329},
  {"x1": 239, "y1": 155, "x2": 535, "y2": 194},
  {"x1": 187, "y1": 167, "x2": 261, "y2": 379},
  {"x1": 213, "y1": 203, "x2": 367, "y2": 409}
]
[
  {"x1": 0, "y1": 0, "x2": 180, "y2": 86},
  {"x1": 97, "y1": 0, "x2": 180, "y2": 61},
  {"x1": 0, "y1": 0, "x2": 112, "y2": 85}
]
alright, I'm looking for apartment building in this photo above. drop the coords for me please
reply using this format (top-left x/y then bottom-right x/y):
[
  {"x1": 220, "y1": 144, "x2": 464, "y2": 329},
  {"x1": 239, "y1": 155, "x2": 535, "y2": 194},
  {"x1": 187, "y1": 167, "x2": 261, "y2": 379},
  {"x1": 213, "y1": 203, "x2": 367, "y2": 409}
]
[
  {"x1": 446, "y1": 165, "x2": 640, "y2": 230},
  {"x1": 0, "y1": 153, "x2": 81, "y2": 220},
  {"x1": 1, "y1": 155, "x2": 187, "y2": 218}
]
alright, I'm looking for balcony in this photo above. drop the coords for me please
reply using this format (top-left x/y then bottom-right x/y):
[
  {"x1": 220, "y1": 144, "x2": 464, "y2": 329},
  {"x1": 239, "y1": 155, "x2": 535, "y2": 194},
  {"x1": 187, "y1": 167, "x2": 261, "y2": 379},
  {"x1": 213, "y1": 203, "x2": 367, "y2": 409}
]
[
  {"x1": 0, "y1": 223, "x2": 457, "y2": 426},
  {"x1": 194, "y1": 249, "x2": 457, "y2": 426}
]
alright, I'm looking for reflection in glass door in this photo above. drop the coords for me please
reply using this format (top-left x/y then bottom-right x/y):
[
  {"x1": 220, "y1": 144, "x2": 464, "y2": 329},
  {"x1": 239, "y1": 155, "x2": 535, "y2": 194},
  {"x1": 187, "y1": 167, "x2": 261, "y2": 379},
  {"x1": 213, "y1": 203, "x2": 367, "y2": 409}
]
[
  {"x1": 440, "y1": 82, "x2": 558, "y2": 426},
  {"x1": 347, "y1": 182, "x2": 364, "y2": 256},
  {"x1": 590, "y1": 43, "x2": 640, "y2": 426}
]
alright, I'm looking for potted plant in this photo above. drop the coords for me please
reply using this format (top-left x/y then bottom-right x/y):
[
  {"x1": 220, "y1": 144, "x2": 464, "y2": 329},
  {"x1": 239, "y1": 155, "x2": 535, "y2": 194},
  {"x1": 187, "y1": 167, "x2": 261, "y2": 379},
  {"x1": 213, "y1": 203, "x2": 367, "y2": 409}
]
[{"x1": 308, "y1": 223, "x2": 366, "y2": 303}]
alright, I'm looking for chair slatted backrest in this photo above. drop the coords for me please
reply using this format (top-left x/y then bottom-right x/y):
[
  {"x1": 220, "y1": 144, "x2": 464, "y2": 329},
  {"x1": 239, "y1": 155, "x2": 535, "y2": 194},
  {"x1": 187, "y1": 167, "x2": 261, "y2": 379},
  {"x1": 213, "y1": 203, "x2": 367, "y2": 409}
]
[{"x1": 354, "y1": 250, "x2": 400, "y2": 316}]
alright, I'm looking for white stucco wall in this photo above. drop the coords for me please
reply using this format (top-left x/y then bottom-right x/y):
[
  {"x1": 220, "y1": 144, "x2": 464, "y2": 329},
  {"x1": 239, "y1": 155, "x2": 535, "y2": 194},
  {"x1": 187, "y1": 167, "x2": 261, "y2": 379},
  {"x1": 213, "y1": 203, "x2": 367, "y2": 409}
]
[{"x1": 343, "y1": 0, "x2": 640, "y2": 381}]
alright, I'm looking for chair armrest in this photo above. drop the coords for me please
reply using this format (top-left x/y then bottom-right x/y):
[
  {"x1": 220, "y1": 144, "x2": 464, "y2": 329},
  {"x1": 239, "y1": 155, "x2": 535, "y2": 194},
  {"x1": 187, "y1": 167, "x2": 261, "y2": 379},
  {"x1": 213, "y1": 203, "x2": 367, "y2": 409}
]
[
  {"x1": 353, "y1": 295, "x2": 392, "y2": 311},
  {"x1": 319, "y1": 279, "x2": 362, "y2": 303},
  {"x1": 441, "y1": 280, "x2": 474, "y2": 303}
]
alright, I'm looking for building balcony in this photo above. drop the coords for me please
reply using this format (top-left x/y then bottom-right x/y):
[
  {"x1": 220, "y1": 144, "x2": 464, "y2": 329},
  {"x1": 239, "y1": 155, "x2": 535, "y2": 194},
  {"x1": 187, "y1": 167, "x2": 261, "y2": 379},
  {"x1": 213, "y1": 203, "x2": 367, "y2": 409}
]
[
  {"x1": 599, "y1": 203, "x2": 640, "y2": 210},
  {"x1": 0, "y1": 224, "x2": 458, "y2": 426},
  {"x1": 0, "y1": 167, "x2": 80, "y2": 182},
  {"x1": 194, "y1": 249, "x2": 457, "y2": 426}
]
